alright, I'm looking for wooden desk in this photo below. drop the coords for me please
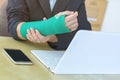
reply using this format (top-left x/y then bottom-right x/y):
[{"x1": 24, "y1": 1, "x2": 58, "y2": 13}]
[{"x1": 0, "y1": 36, "x2": 120, "y2": 80}]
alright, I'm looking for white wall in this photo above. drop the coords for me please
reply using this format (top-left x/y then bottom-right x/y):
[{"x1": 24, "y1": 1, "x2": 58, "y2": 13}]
[{"x1": 101, "y1": 0, "x2": 120, "y2": 32}]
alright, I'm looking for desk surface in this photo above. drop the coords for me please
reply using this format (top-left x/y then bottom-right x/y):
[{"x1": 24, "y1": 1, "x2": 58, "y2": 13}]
[{"x1": 0, "y1": 36, "x2": 120, "y2": 80}]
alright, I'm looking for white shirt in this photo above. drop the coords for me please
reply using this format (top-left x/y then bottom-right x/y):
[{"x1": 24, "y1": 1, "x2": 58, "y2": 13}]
[{"x1": 49, "y1": 0, "x2": 56, "y2": 11}]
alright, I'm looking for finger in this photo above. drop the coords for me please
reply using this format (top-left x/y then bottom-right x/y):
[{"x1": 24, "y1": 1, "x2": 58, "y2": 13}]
[
  {"x1": 27, "y1": 29, "x2": 41, "y2": 43},
  {"x1": 30, "y1": 28, "x2": 38, "y2": 40},
  {"x1": 60, "y1": 11, "x2": 74, "y2": 16},
  {"x1": 27, "y1": 34, "x2": 34, "y2": 42},
  {"x1": 65, "y1": 17, "x2": 78, "y2": 31},
  {"x1": 30, "y1": 28, "x2": 36, "y2": 37},
  {"x1": 56, "y1": 11, "x2": 74, "y2": 18},
  {"x1": 43, "y1": 17, "x2": 47, "y2": 20},
  {"x1": 27, "y1": 28, "x2": 39, "y2": 43},
  {"x1": 65, "y1": 12, "x2": 78, "y2": 22},
  {"x1": 35, "y1": 30, "x2": 50, "y2": 43},
  {"x1": 66, "y1": 19, "x2": 78, "y2": 27},
  {"x1": 36, "y1": 32, "x2": 50, "y2": 43},
  {"x1": 68, "y1": 23, "x2": 78, "y2": 31},
  {"x1": 35, "y1": 30, "x2": 44, "y2": 39},
  {"x1": 27, "y1": 29, "x2": 35, "y2": 41}
]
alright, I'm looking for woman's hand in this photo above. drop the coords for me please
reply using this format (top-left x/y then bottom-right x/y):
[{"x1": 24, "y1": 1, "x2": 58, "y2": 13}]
[
  {"x1": 24, "y1": 11, "x2": 78, "y2": 43},
  {"x1": 27, "y1": 28, "x2": 58, "y2": 43},
  {"x1": 26, "y1": 17, "x2": 58, "y2": 43},
  {"x1": 56, "y1": 11, "x2": 79, "y2": 31},
  {"x1": 27, "y1": 28, "x2": 50, "y2": 43}
]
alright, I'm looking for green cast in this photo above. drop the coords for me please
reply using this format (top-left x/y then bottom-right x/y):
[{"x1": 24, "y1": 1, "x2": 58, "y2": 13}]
[{"x1": 20, "y1": 15, "x2": 71, "y2": 39}]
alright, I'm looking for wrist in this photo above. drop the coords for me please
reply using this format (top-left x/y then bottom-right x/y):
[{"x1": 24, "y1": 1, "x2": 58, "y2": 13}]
[{"x1": 48, "y1": 35, "x2": 58, "y2": 42}]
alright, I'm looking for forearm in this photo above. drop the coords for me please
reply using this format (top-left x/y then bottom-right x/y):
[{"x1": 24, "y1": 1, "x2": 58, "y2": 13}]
[
  {"x1": 17, "y1": 23, "x2": 58, "y2": 43},
  {"x1": 20, "y1": 15, "x2": 71, "y2": 40}
]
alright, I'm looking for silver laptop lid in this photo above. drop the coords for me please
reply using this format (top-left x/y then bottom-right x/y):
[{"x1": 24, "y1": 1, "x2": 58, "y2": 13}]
[{"x1": 54, "y1": 30, "x2": 120, "y2": 74}]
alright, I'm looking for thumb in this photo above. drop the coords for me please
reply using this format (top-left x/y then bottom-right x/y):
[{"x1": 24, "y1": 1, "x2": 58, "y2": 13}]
[{"x1": 56, "y1": 11, "x2": 74, "y2": 18}]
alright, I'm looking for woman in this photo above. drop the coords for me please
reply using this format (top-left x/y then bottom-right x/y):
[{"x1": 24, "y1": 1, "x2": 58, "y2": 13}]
[{"x1": 7, "y1": 0, "x2": 91, "y2": 50}]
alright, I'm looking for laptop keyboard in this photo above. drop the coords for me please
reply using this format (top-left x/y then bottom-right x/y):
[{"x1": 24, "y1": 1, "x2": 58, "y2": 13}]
[{"x1": 31, "y1": 50, "x2": 64, "y2": 70}]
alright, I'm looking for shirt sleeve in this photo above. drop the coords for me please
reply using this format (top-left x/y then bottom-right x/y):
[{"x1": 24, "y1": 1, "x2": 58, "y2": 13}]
[{"x1": 7, "y1": 0, "x2": 30, "y2": 40}]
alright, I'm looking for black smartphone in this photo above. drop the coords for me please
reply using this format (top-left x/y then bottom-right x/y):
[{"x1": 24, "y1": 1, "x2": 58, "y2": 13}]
[{"x1": 3, "y1": 48, "x2": 32, "y2": 65}]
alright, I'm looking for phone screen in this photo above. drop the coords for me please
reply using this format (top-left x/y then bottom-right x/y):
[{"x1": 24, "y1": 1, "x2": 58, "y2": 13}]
[{"x1": 3, "y1": 48, "x2": 32, "y2": 64}]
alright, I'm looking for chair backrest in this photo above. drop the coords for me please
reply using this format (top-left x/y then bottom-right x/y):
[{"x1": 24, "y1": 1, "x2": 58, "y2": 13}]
[{"x1": 0, "y1": 0, "x2": 10, "y2": 36}]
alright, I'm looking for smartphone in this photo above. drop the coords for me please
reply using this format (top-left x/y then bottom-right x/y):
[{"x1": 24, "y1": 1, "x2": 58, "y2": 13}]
[{"x1": 3, "y1": 48, "x2": 32, "y2": 65}]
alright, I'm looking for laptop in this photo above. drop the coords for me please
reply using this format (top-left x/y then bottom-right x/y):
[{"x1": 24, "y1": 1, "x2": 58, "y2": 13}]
[{"x1": 31, "y1": 30, "x2": 120, "y2": 74}]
